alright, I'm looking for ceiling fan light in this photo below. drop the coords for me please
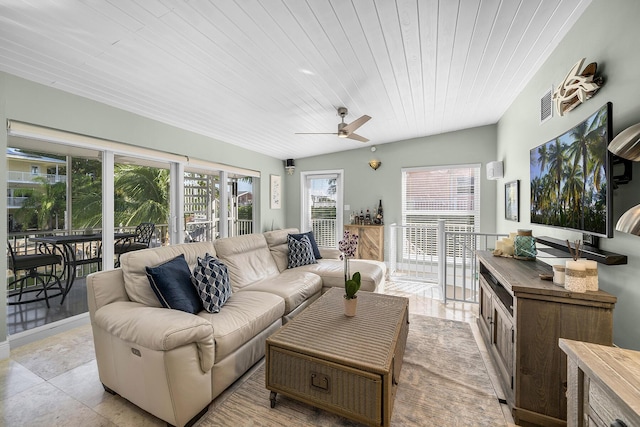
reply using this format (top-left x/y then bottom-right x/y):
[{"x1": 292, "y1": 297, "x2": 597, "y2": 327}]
[{"x1": 338, "y1": 130, "x2": 348, "y2": 138}]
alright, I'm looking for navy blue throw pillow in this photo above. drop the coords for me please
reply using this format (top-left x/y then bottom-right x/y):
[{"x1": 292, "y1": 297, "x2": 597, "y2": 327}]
[
  {"x1": 146, "y1": 254, "x2": 203, "y2": 314},
  {"x1": 289, "y1": 231, "x2": 322, "y2": 259}
]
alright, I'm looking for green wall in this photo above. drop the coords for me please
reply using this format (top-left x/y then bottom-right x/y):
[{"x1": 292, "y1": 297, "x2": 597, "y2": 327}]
[
  {"x1": 0, "y1": 72, "x2": 286, "y2": 344},
  {"x1": 285, "y1": 124, "x2": 499, "y2": 261},
  {"x1": 496, "y1": 0, "x2": 640, "y2": 349}
]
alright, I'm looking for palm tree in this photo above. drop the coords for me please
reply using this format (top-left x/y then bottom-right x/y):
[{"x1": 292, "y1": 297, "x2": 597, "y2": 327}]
[
  {"x1": 546, "y1": 138, "x2": 567, "y2": 223},
  {"x1": 567, "y1": 107, "x2": 607, "y2": 228},
  {"x1": 71, "y1": 158, "x2": 104, "y2": 228},
  {"x1": 15, "y1": 177, "x2": 66, "y2": 230},
  {"x1": 114, "y1": 165, "x2": 170, "y2": 226}
]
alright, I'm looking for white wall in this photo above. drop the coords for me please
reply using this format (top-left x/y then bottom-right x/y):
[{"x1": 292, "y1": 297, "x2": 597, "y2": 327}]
[
  {"x1": 496, "y1": 0, "x2": 640, "y2": 349},
  {"x1": 286, "y1": 124, "x2": 499, "y2": 264}
]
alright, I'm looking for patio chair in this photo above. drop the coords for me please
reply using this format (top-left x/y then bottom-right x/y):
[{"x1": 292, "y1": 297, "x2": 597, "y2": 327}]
[
  {"x1": 114, "y1": 222, "x2": 155, "y2": 267},
  {"x1": 7, "y1": 240, "x2": 64, "y2": 308}
]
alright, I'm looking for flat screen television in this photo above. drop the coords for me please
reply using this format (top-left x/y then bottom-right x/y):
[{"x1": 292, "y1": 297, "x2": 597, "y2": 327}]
[{"x1": 530, "y1": 102, "x2": 613, "y2": 238}]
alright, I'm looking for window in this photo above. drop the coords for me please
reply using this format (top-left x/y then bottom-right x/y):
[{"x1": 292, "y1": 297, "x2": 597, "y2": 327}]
[
  {"x1": 31, "y1": 165, "x2": 39, "y2": 175},
  {"x1": 401, "y1": 165, "x2": 480, "y2": 256},
  {"x1": 301, "y1": 171, "x2": 343, "y2": 248}
]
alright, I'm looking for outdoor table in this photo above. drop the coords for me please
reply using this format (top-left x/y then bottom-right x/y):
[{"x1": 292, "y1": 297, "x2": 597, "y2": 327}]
[{"x1": 30, "y1": 232, "x2": 136, "y2": 302}]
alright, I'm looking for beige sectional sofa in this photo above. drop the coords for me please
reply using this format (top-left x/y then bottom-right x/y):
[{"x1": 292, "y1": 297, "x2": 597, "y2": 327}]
[{"x1": 87, "y1": 228, "x2": 385, "y2": 427}]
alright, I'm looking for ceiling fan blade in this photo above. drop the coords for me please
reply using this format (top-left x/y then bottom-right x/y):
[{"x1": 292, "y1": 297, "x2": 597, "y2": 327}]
[
  {"x1": 347, "y1": 133, "x2": 369, "y2": 143},
  {"x1": 342, "y1": 115, "x2": 371, "y2": 134},
  {"x1": 294, "y1": 132, "x2": 338, "y2": 135}
]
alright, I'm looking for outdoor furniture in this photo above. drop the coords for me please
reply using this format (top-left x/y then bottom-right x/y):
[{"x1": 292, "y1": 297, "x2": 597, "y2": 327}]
[
  {"x1": 7, "y1": 240, "x2": 64, "y2": 308},
  {"x1": 114, "y1": 222, "x2": 155, "y2": 267},
  {"x1": 31, "y1": 232, "x2": 137, "y2": 300}
]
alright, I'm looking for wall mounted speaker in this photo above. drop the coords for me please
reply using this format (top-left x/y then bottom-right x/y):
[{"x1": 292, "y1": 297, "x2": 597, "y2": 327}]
[{"x1": 486, "y1": 161, "x2": 504, "y2": 180}]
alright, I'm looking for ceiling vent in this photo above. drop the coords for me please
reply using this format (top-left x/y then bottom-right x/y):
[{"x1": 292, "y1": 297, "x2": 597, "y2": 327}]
[{"x1": 540, "y1": 86, "x2": 553, "y2": 124}]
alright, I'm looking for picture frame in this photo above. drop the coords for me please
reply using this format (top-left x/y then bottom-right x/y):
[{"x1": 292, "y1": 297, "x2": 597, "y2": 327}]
[
  {"x1": 270, "y1": 174, "x2": 281, "y2": 209},
  {"x1": 505, "y1": 180, "x2": 519, "y2": 221}
]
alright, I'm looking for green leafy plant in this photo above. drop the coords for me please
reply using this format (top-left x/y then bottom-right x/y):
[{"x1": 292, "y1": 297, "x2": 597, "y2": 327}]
[{"x1": 345, "y1": 271, "x2": 361, "y2": 300}]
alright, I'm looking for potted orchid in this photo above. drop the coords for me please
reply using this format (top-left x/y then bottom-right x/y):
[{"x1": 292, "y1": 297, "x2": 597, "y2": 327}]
[{"x1": 339, "y1": 230, "x2": 360, "y2": 316}]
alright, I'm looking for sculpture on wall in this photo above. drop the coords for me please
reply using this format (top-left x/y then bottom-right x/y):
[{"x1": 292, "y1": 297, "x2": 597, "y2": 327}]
[{"x1": 553, "y1": 58, "x2": 603, "y2": 116}]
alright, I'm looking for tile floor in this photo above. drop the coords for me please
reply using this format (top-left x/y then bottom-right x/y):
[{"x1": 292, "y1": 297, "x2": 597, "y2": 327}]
[{"x1": 1, "y1": 281, "x2": 514, "y2": 426}]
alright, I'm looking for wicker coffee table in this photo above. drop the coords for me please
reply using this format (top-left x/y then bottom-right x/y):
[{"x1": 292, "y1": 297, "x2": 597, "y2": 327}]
[{"x1": 265, "y1": 287, "x2": 409, "y2": 426}]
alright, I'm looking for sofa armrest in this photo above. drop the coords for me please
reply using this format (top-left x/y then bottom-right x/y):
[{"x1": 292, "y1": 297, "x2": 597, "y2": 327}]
[
  {"x1": 94, "y1": 301, "x2": 215, "y2": 372},
  {"x1": 319, "y1": 247, "x2": 341, "y2": 259}
]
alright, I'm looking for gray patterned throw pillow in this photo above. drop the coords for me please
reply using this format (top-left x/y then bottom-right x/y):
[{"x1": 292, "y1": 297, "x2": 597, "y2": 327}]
[
  {"x1": 191, "y1": 253, "x2": 232, "y2": 313},
  {"x1": 287, "y1": 234, "x2": 317, "y2": 268}
]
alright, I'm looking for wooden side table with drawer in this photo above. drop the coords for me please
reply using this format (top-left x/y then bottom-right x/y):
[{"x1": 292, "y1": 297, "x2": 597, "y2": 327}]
[{"x1": 560, "y1": 338, "x2": 640, "y2": 427}]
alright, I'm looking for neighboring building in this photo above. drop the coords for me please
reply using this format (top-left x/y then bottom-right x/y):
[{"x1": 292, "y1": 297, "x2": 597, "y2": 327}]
[
  {"x1": 6, "y1": 148, "x2": 66, "y2": 231},
  {"x1": 237, "y1": 191, "x2": 252, "y2": 206}
]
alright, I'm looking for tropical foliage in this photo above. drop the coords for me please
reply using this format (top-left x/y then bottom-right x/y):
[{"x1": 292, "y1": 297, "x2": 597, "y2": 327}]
[
  {"x1": 530, "y1": 105, "x2": 608, "y2": 235},
  {"x1": 15, "y1": 177, "x2": 66, "y2": 230}
]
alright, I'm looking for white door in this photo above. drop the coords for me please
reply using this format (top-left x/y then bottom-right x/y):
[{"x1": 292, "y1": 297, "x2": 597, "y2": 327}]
[{"x1": 301, "y1": 171, "x2": 343, "y2": 248}]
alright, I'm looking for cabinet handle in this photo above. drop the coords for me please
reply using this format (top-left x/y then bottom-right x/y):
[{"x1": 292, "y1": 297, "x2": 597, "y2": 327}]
[
  {"x1": 611, "y1": 419, "x2": 627, "y2": 427},
  {"x1": 487, "y1": 316, "x2": 492, "y2": 324}
]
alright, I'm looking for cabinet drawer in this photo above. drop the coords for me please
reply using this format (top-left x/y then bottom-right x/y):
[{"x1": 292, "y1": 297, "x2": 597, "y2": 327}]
[
  {"x1": 267, "y1": 347, "x2": 383, "y2": 425},
  {"x1": 588, "y1": 379, "x2": 638, "y2": 427}
]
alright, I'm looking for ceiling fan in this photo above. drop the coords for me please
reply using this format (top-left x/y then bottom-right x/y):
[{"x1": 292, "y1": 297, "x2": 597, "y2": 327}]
[{"x1": 296, "y1": 107, "x2": 371, "y2": 142}]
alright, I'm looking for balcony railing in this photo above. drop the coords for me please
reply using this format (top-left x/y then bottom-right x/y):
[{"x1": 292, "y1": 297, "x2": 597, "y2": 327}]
[
  {"x1": 389, "y1": 221, "x2": 507, "y2": 304},
  {"x1": 7, "y1": 171, "x2": 67, "y2": 184},
  {"x1": 311, "y1": 218, "x2": 336, "y2": 247},
  {"x1": 7, "y1": 196, "x2": 28, "y2": 208}
]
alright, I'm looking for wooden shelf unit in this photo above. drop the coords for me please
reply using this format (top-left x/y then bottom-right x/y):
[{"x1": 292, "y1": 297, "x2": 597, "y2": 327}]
[
  {"x1": 344, "y1": 224, "x2": 384, "y2": 262},
  {"x1": 535, "y1": 236, "x2": 627, "y2": 265},
  {"x1": 476, "y1": 251, "x2": 616, "y2": 426}
]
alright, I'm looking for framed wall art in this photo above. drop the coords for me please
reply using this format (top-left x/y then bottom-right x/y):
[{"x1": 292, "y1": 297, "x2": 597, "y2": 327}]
[
  {"x1": 505, "y1": 180, "x2": 519, "y2": 221},
  {"x1": 270, "y1": 174, "x2": 281, "y2": 209}
]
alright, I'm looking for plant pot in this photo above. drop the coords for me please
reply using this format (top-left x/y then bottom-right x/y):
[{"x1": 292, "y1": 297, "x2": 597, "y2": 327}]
[{"x1": 344, "y1": 297, "x2": 357, "y2": 317}]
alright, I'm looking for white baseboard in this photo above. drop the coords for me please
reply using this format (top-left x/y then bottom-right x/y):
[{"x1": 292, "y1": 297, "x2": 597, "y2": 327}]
[
  {"x1": 0, "y1": 340, "x2": 10, "y2": 359},
  {"x1": 7, "y1": 312, "x2": 91, "y2": 350}
]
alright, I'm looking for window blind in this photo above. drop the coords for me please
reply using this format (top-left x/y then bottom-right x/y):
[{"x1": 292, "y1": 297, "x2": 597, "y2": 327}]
[{"x1": 401, "y1": 164, "x2": 481, "y2": 231}]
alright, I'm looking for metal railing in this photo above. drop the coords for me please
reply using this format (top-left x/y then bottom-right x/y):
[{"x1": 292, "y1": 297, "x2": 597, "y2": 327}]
[
  {"x1": 7, "y1": 196, "x2": 29, "y2": 208},
  {"x1": 311, "y1": 218, "x2": 337, "y2": 247},
  {"x1": 389, "y1": 221, "x2": 507, "y2": 304},
  {"x1": 7, "y1": 171, "x2": 67, "y2": 184}
]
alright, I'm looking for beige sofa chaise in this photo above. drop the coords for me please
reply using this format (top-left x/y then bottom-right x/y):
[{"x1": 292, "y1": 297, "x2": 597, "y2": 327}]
[{"x1": 87, "y1": 228, "x2": 385, "y2": 427}]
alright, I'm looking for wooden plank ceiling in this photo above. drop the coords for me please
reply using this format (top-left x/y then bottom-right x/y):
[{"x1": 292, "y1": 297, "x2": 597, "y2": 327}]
[{"x1": 0, "y1": 0, "x2": 591, "y2": 159}]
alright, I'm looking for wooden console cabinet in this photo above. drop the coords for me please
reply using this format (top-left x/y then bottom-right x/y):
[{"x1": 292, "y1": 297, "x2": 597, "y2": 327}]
[
  {"x1": 344, "y1": 224, "x2": 384, "y2": 261},
  {"x1": 476, "y1": 251, "x2": 616, "y2": 426}
]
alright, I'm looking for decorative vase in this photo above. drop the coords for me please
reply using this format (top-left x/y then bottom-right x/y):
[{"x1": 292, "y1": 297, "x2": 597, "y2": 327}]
[
  {"x1": 344, "y1": 297, "x2": 357, "y2": 317},
  {"x1": 514, "y1": 229, "x2": 537, "y2": 260}
]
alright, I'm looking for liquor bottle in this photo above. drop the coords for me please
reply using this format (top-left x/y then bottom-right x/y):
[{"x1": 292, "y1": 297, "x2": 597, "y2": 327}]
[
  {"x1": 359, "y1": 210, "x2": 364, "y2": 223},
  {"x1": 365, "y1": 209, "x2": 371, "y2": 225},
  {"x1": 375, "y1": 199, "x2": 383, "y2": 225}
]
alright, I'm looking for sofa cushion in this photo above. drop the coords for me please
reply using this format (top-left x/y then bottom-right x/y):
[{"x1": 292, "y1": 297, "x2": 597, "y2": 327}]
[
  {"x1": 191, "y1": 254, "x2": 232, "y2": 313},
  {"x1": 287, "y1": 235, "x2": 317, "y2": 268},
  {"x1": 122, "y1": 241, "x2": 215, "y2": 307},
  {"x1": 146, "y1": 254, "x2": 203, "y2": 314},
  {"x1": 197, "y1": 290, "x2": 285, "y2": 362},
  {"x1": 263, "y1": 228, "x2": 301, "y2": 272},
  {"x1": 289, "y1": 231, "x2": 322, "y2": 259},
  {"x1": 295, "y1": 259, "x2": 386, "y2": 292},
  {"x1": 240, "y1": 269, "x2": 322, "y2": 315},
  {"x1": 213, "y1": 233, "x2": 280, "y2": 289}
]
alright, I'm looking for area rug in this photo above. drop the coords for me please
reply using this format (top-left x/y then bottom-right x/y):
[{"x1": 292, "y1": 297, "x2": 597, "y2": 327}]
[{"x1": 197, "y1": 314, "x2": 507, "y2": 426}]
